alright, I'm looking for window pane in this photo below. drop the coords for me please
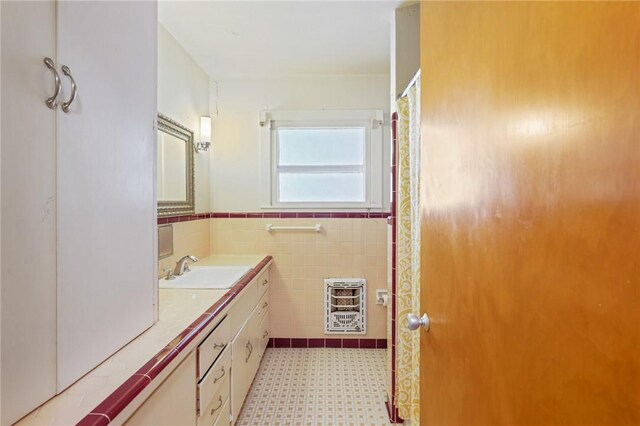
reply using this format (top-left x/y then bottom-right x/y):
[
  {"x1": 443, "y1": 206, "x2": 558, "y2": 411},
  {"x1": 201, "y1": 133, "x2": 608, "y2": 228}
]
[
  {"x1": 278, "y1": 128, "x2": 364, "y2": 166},
  {"x1": 279, "y1": 173, "x2": 365, "y2": 202}
]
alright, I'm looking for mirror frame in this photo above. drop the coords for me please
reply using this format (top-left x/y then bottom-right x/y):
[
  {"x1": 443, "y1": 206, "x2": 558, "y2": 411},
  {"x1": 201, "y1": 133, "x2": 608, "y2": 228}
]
[{"x1": 157, "y1": 113, "x2": 195, "y2": 217}]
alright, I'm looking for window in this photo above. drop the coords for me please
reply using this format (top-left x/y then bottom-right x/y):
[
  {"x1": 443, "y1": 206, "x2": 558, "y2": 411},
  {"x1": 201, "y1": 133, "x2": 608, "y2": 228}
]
[{"x1": 260, "y1": 110, "x2": 383, "y2": 209}]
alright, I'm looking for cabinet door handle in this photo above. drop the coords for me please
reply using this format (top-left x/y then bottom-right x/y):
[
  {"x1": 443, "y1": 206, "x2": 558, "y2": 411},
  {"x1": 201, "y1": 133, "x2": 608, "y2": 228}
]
[
  {"x1": 263, "y1": 330, "x2": 269, "y2": 338},
  {"x1": 44, "y1": 57, "x2": 61, "y2": 109},
  {"x1": 245, "y1": 341, "x2": 253, "y2": 363},
  {"x1": 212, "y1": 342, "x2": 225, "y2": 350},
  {"x1": 60, "y1": 65, "x2": 77, "y2": 113},
  {"x1": 209, "y1": 396, "x2": 223, "y2": 416},
  {"x1": 262, "y1": 279, "x2": 268, "y2": 286},
  {"x1": 262, "y1": 301, "x2": 268, "y2": 309},
  {"x1": 212, "y1": 366, "x2": 226, "y2": 383}
]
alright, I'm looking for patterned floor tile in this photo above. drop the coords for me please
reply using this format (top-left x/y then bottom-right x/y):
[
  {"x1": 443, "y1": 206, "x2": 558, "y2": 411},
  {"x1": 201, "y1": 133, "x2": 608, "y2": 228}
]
[{"x1": 236, "y1": 348, "x2": 390, "y2": 426}]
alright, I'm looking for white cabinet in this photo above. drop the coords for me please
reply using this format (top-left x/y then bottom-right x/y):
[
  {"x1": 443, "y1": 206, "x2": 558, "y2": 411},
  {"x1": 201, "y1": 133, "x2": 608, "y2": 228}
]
[
  {"x1": 1, "y1": 2, "x2": 58, "y2": 423},
  {"x1": 55, "y1": 1, "x2": 157, "y2": 391},
  {"x1": 125, "y1": 352, "x2": 197, "y2": 426},
  {"x1": 231, "y1": 317, "x2": 252, "y2": 420},
  {"x1": 230, "y1": 267, "x2": 271, "y2": 423},
  {"x1": 120, "y1": 265, "x2": 270, "y2": 426},
  {"x1": 198, "y1": 347, "x2": 231, "y2": 426},
  {"x1": 1, "y1": 1, "x2": 156, "y2": 423}
]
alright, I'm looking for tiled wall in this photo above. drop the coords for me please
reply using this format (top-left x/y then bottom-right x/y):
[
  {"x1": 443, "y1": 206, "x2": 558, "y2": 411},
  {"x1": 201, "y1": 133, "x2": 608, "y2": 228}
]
[
  {"x1": 210, "y1": 217, "x2": 388, "y2": 339},
  {"x1": 158, "y1": 218, "x2": 210, "y2": 276}
]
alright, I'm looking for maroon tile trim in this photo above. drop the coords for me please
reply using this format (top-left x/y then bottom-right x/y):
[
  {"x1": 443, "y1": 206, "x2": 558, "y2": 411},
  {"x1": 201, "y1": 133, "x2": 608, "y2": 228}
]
[
  {"x1": 134, "y1": 346, "x2": 178, "y2": 381},
  {"x1": 274, "y1": 338, "x2": 291, "y2": 348},
  {"x1": 385, "y1": 399, "x2": 404, "y2": 424},
  {"x1": 82, "y1": 256, "x2": 273, "y2": 425},
  {"x1": 342, "y1": 339, "x2": 359, "y2": 348},
  {"x1": 388, "y1": 110, "x2": 400, "y2": 423},
  {"x1": 359, "y1": 339, "x2": 377, "y2": 349},
  {"x1": 157, "y1": 213, "x2": 213, "y2": 225},
  {"x1": 325, "y1": 338, "x2": 342, "y2": 348},
  {"x1": 267, "y1": 338, "x2": 386, "y2": 349},
  {"x1": 158, "y1": 212, "x2": 392, "y2": 224},
  {"x1": 89, "y1": 374, "x2": 150, "y2": 421},
  {"x1": 308, "y1": 338, "x2": 325, "y2": 348},
  {"x1": 291, "y1": 338, "x2": 307, "y2": 348},
  {"x1": 77, "y1": 414, "x2": 110, "y2": 426}
]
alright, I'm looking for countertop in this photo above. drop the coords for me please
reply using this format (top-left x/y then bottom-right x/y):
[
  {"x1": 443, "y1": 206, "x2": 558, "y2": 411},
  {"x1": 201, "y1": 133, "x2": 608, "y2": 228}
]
[{"x1": 16, "y1": 255, "x2": 270, "y2": 426}]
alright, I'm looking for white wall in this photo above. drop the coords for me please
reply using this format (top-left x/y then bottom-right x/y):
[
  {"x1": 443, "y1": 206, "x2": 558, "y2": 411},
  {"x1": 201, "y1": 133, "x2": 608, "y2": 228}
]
[
  {"x1": 210, "y1": 75, "x2": 391, "y2": 212},
  {"x1": 158, "y1": 24, "x2": 210, "y2": 213},
  {"x1": 390, "y1": 3, "x2": 420, "y2": 113}
]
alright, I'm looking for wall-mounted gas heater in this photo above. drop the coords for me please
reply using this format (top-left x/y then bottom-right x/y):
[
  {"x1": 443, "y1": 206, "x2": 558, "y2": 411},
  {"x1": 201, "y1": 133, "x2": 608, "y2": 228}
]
[{"x1": 324, "y1": 278, "x2": 366, "y2": 334}]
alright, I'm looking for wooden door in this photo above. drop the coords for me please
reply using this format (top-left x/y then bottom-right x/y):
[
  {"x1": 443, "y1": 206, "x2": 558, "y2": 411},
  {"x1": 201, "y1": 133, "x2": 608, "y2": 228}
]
[
  {"x1": 56, "y1": 1, "x2": 158, "y2": 390},
  {"x1": 419, "y1": 2, "x2": 640, "y2": 425}
]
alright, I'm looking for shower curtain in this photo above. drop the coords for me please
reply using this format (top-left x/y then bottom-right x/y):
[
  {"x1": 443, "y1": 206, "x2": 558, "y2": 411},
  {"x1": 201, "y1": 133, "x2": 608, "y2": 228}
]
[{"x1": 395, "y1": 75, "x2": 421, "y2": 423}]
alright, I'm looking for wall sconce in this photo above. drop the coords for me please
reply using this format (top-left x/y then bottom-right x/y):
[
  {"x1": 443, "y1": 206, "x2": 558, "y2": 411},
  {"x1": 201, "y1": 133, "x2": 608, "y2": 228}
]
[{"x1": 195, "y1": 116, "x2": 211, "y2": 152}]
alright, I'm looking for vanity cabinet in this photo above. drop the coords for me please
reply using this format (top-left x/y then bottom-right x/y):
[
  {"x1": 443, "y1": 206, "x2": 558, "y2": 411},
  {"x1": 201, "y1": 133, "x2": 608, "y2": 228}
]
[
  {"x1": 126, "y1": 353, "x2": 197, "y2": 426},
  {"x1": 230, "y1": 268, "x2": 271, "y2": 423},
  {"x1": 1, "y1": 1, "x2": 156, "y2": 423},
  {"x1": 197, "y1": 318, "x2": 232, "y2": 426},
  {"x1": 122, "y1": 264, "x2": 271, "y2": 426}
]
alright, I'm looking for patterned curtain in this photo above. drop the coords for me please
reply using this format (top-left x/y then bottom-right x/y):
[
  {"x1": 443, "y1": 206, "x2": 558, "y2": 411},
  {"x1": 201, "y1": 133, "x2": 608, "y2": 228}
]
[{"x1": 395, "y1": 76, "x2": 421, "y2": 423}]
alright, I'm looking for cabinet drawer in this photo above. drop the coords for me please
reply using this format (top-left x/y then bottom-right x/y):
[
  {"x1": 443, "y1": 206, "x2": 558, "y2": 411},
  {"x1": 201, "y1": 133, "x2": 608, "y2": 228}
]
[
  {"x1": 214, "y1": 397, "x2": 230, "y2": 426},
  {"x1": 199, "y1": 345, "x2": 231, "y2": 414},
  {"x1": 257, "y1": 268, "x2": 269, "y2": 297},
  {"x1": 198, "y1": 317, "x2": 230, "y2": 380},
  {"x1": 198, "y1": 395, "x2": 230, "y2": 426},
  {"x1": 257, "y1": 291, "x2": 269, "y2": 320}
]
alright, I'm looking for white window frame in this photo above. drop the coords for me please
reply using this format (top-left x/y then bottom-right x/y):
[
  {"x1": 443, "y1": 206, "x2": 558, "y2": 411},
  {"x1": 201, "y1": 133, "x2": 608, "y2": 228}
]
[{"x1": 259, "y1": 110, "x2": 383, "y2": 210}]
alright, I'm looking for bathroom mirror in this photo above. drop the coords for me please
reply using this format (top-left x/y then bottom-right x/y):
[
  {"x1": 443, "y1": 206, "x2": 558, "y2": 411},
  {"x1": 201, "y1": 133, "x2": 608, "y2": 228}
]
[{"x1": 157, "y1": 113, "x2": 195, "y2": 217}]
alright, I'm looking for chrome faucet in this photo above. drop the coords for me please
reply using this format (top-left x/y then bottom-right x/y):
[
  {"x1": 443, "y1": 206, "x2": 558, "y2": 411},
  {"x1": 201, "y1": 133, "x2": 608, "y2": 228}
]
[{"x1": 173, "y1": 255, "x2": 199, "y2": 276}]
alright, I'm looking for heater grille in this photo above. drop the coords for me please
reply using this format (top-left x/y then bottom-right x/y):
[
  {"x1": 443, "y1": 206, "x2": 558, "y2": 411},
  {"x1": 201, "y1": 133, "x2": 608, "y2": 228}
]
[{"x1": 324, "y1": 278, "x2": 366, "y2": 334}]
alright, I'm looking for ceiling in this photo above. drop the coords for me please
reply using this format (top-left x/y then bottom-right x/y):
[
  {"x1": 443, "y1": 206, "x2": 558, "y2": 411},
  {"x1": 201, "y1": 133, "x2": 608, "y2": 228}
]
[{"x1": 158, "y1": 1, "x2": 403, "y2": 78}]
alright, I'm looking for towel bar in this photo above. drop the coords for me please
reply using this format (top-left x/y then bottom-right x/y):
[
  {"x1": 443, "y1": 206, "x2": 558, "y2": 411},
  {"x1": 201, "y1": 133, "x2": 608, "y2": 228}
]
[{"x1": 266, "y1": 224, "x2": 322, "y2": 232}]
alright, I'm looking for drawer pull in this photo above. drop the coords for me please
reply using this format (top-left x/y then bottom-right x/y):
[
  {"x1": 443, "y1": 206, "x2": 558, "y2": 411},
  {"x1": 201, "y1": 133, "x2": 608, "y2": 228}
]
[
  {"x1": 262, "y1": 279, "x2": 268, "y2": 286},
  {"x1": 262, "y1": 301, "x2": 268, "y2": 309},
  {"x1": 212, "y1": 342, "x2": 225, "y2": 350},
  {"x1": 209, "y1": 396, "x2": 223, "y2": 415},
  {"x1": 212, "y1": 366, "x2": 226, "y2": 383},
  {"x1": 245, "y1": 341, "x2": 253, "y2": 363},
  {"x1": 263, "y1": 330, "x2": 269, "y2": 338}
]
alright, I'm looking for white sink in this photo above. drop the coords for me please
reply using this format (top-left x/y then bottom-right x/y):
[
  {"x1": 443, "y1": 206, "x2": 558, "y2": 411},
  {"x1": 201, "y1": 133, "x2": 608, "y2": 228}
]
[{"x1": 159, "y1": 265, "x2": 252, "y2": 290}]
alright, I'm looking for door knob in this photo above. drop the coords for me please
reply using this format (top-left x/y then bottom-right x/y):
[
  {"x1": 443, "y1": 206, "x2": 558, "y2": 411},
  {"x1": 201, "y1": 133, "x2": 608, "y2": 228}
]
[{"x1": 407, "y1": 313, "x2": 430, "y2": 332}]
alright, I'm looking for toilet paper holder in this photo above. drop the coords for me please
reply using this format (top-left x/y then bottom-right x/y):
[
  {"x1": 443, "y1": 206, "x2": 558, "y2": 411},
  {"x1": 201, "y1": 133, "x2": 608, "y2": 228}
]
[{"x1": 375, "y1": 289, "x2": 389, "y2": 306}]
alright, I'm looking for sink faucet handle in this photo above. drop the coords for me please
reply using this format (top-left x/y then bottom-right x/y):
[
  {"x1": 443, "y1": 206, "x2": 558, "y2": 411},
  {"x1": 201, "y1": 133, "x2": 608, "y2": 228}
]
[{"x1": 163, "y1": 268, "x2": 175, "y2": 280}]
